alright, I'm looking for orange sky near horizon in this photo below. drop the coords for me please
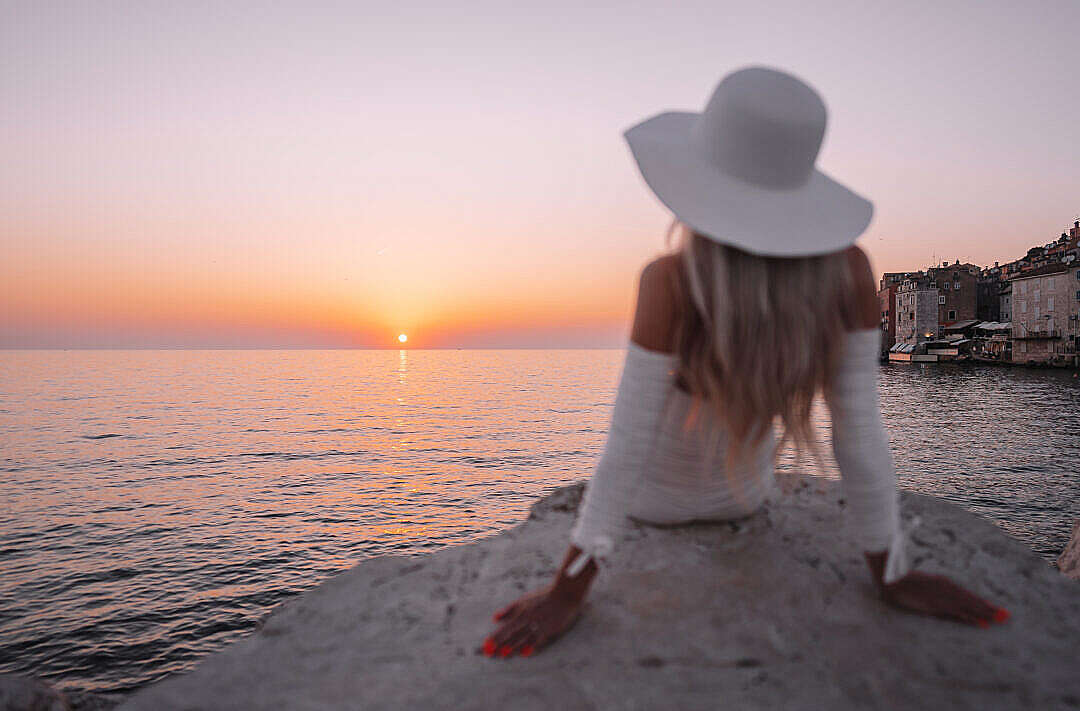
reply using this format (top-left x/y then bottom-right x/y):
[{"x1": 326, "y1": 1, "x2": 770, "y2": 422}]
[{"x1": 3, "y1": 1, "x2": 1078, "y2": 348}]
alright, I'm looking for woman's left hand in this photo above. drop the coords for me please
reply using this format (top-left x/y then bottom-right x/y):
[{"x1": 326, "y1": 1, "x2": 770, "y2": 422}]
[{"x1": 881, "y1": 570, "x2": 1009, "y2": 627}]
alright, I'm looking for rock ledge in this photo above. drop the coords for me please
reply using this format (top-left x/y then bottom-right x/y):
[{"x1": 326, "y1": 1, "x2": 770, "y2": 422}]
[
  {"x1": 119, "y1": 479, "x2": 1080, "y2": 711},
  {"x1": 1058, "y1": 520, "x2": 1080, "y2": 580}
]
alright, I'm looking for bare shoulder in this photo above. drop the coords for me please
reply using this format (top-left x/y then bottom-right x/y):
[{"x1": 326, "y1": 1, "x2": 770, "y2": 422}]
[
  {"x1": 630, "y1": 253, "x2": 681, "y2": 353},
  {"x1": 843, "y1": 245, "x2": 879, "y2": 330},
  {"x1": 639, "y1": 253, "x2": 681, "y2": 294}
]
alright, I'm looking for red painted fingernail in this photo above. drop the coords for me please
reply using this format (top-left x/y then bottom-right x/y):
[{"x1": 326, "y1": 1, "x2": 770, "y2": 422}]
[
  {"x1": 499, "y1": 646, "x2": 512, "y2": 657},
  {"x1": 993, "y1": 608, "x2": 1010, "y2": 623},
  {"x1": 521, "y1": 645, "x2": 535, "y2": 657},
  {"x1": 977, "y1": 620, "x2": 989, "y2": 629},
  {"x1": 483, "y1": 639, "x2": 496, "y2": 656}
]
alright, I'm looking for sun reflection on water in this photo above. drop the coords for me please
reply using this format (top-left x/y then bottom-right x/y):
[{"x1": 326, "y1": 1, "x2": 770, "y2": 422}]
[{"x1": 1, "y1": 351, "x2": 1078, "y2": 697}]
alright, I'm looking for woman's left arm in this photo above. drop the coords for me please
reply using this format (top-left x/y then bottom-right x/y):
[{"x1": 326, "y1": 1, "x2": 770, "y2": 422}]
[{"x1": 835, "y1": 248, "x2": 1009, "y2": 627}]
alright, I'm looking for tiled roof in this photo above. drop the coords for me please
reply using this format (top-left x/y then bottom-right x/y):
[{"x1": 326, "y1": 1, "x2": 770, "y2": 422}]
[{"x1": 1007, "y1": 263, "x2": 1070, "y2": 280}]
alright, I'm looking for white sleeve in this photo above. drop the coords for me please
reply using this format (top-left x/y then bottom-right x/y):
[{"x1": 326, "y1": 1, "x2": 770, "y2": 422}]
[
  {"x1": 569, "y1": 342, "x2": 677, "y2": 560},
  {"x1": 825, "y1": 328, "x2": 911, "y2": 583}
]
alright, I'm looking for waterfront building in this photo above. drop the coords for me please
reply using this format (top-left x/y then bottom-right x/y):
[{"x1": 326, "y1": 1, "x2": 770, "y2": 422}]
[
  {"x1": 895, "y1": 275, "x2": 939, "y2": 346},
  {"x1": 942, "y1": 320, "x2": 980, "y2": 339},
  {"x1": 972, "y1": 321, "x2": 1012, "y2": 361},
  {"x1": 1009, "y1": 262, "x2": 1077, "y2": 364},
  {"x1": 878, "y1": 271, "x2": 919, "y2": 354},
  {"x1": 878, "y1": 285, "x2": 897, "y2": 353},
  {"x1": 880, "y1": 219, "x2": 1079, "y2": 366},
  {"x1": 976, "y1": 264, "x2": 1003, "y2": 323},
  {"x1": 927, "y1": 260, "x2": 978, "y2": 325},
  {"x1": 1069, "y1": 251, "x2": 1080, "y2": 363},
  {"x1": 1000, "y1": 282, "x2": 1012, "y2": 323}
]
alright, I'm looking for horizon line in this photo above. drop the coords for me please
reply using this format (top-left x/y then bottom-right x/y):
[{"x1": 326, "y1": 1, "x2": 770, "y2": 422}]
[{"x1": 0, "y1": 346, "x2": 629, "y2": 352}]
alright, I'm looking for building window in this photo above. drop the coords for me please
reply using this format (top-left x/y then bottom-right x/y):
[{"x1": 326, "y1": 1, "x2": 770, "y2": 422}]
[
  {"x1": 1076, "y1": 290, "x2": 1080, "y2": 301},
  {"x1": 938, "y1": 296, "x2": 945, "y2": 304},
  {"x1": 948, "y1": 310, "x2": 956, "y2": 320},
  {"x1": 954, "y1": 282, "x2": 960, "y2": 289},
  {"x1": 1048, "y1": 296, "x2": 1053, "y2": 310},
  {"x1": 944, "y1": 282, "x2": 950, "y2": 290}
]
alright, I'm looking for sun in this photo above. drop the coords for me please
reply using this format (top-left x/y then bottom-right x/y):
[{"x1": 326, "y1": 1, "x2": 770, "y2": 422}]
[{"x1": 398, "y1": 333, "x2": 408, "y2": 344}]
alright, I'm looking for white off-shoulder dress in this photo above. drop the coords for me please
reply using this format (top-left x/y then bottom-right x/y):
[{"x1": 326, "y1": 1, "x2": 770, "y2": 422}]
[{"x1": 570, "y1": 328, "x2": 910, "y2": 583}]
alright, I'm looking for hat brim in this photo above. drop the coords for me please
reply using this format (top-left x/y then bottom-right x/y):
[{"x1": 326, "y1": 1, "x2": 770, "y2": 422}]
[{"x1": 625, "y1": 112, "x2": 873, "y2": 257}]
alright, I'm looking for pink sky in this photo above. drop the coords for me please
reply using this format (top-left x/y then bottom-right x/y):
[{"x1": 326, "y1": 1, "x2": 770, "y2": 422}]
[{"x1": 3, "y1": 0, "x2": 1078, "y2": 348}]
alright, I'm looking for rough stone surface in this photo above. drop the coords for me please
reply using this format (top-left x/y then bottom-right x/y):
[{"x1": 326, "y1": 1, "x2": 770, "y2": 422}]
[
  {"x1": 119, "y1": 478, "x2": 1080, "y2": 711},
  {"x1": 1059, "y1": 521, "x2": 1080, "y2": 581},
  {"x1": 0, "y1": 675, "x2": 117, "y2": 711},
  {"x1": 0, "y1": 674, "x2": 69, "y2": 711}
]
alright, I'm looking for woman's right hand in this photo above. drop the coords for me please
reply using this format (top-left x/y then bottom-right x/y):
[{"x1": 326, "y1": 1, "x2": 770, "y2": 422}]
[
  {"x1": 483, "y1": 584, "x2": 585, "y2": 658},
  {"x1": 483, "y1": 546, "x2": 597, "y2": 658}
]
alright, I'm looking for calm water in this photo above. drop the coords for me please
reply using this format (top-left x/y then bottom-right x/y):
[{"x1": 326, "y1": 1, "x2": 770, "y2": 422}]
[{"x1": 2, "y1": 350, "x2": 1079, "y2": 697}]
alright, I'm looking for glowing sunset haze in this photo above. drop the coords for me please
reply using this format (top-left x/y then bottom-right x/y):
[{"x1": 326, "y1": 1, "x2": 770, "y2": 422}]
[{"x1": 3, "y1": 0, "x2": 1078, "y2": 348}]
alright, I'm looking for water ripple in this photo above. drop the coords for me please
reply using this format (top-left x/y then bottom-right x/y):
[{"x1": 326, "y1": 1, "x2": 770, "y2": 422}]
[{"x1": 0, "y1": 350, "x2": 1077, "y2": 699}]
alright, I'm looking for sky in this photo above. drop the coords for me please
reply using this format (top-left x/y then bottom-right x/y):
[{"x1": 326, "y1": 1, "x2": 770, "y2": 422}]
[{"x1": 2, "y1": 0, "x2": 1078, "y2": 348}]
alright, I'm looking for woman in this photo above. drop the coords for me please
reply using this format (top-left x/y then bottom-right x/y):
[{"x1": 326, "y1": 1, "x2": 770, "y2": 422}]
[{"x1": 483, "y1": 67, "x2": 1007, "y2": 659}]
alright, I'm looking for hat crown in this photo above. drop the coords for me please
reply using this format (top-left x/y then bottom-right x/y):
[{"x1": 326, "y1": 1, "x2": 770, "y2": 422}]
[{"x1": 692, "y1": 67, "x2": 827, "y2": 189}]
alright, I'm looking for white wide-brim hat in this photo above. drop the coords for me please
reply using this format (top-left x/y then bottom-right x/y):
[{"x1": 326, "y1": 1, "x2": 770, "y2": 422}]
[{"x1": 625, "y1": 66, "x2": 873, "y2": 257}]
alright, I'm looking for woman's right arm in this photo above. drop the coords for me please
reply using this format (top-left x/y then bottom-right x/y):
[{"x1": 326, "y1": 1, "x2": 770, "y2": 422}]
[{"x1": 483, "y1": 256, "x2": 681, "y2": 657}]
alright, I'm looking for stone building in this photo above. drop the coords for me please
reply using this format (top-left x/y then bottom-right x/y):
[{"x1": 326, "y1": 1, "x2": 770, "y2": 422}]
[
  {"x1": 998, "y1": 221, "x2": 1080, "y2": 280},
  {"x1": 895, "y1": 275, "x2": 939, "y2": 346},
  {"x1": 999, "y1": 282, "x2": 1012, "y2": 323},
  {"x1": 927, "y1": 260, "x2": 978, "y2": 325},
  {"x1": 976, "y1": 264, "x2": 1003, "y2": 322},
  {"x1": 878, "y1": 285, "x2": 897, "y2": 352},
  {"x1": 1067, "y1": 256, "x2": 1080, "y2": 360},
  {"x1": 878, "y1": 272, "x2": 918, "y2": 353},
  {"x1": 1010, "y1": 262, "x2": 1078, "y2": 364}
]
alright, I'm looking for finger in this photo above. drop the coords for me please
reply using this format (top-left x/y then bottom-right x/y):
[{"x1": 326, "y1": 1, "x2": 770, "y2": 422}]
[
  {"x1": 942, "y1": 588, "x2": 986, "y2": 627},
  {"x1": 493, "y1": 601, "x2": 520, "y2": 622},
  {"x1": 518, "y1": 626, "x2": 544, "y2": 657},
  {"x1": 922, "y1": 577, "x2": 990, "y2": 626},
  {"x1": 938, "y1": 604, "x2": 981, "y2": 626},
  {"x1": 491, "y1": 619, "x2": 527, "y2": 649},
  {"x1": 951, "y1": 585, "x2": 998, "y2": 626},
  {"x1": 499, "y1": 623, "x2": 540, "y2": 657},
  {"x1": 950, "y1": 583, "x2": 995, "y2": 616},
  {"x1": 958, "y1": 598, "x2": 997, "y2": 627}
]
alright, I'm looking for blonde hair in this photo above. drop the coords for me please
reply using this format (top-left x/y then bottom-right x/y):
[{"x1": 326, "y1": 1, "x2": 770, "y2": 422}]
[{"x1": 670, "y1": 224, "x2": 857, "y2": 467}]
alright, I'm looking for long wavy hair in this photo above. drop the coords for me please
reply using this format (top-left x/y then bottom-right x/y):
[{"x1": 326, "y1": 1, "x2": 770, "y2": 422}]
[{"x1": 670, "y1": 224, "x2": 857, "y2": 467}]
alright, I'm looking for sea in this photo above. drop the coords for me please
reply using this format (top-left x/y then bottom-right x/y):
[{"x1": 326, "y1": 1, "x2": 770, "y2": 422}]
[{"x1": 2, "y1": 349, "x2": 1079, "y2": 698}]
